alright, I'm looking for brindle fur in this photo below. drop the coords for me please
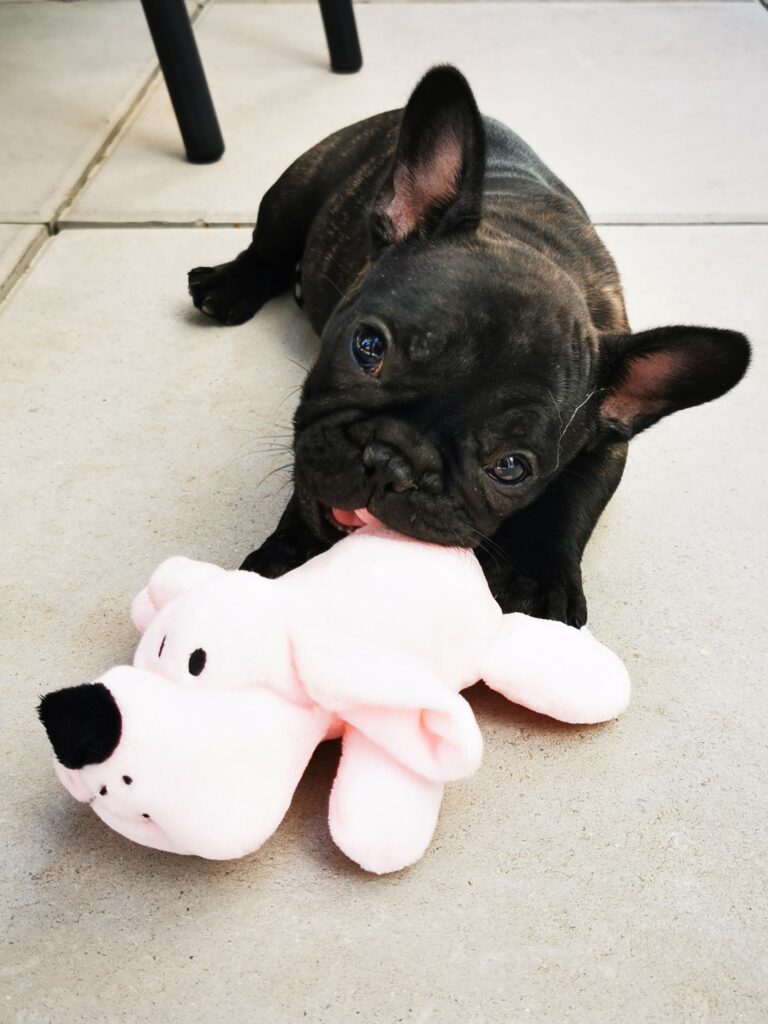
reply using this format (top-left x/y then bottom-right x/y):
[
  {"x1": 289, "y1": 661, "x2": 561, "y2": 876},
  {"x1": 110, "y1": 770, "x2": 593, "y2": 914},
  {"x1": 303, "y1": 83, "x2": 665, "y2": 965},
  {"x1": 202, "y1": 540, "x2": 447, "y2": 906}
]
[{"x1": 188, "y1": 67, "x2": 749, "y2": 626}]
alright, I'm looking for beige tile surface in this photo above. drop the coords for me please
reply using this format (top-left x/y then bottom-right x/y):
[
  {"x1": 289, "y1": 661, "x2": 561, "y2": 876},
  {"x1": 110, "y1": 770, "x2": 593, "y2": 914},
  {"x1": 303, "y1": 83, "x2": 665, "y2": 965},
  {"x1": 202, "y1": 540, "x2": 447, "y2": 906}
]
[
  {"x1": 1, "y1": 223, "x2": 766, "y2": 1022},
  {"x1": 0, "y1": 1, "x2": 158, "y2": 221},
  {"x1": 220, "y1": 0, "x2": 750, "y2": 3},
  {"x1": 64, "y1": 1, "x2": 768, "y2": 225}
]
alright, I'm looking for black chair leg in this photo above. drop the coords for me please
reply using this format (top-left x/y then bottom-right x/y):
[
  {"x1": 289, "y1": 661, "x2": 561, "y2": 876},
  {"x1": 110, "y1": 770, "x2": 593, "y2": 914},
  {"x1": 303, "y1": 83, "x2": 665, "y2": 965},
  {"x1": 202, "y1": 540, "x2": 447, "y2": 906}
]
[
  {"x1": 140, "y1": 0, "x2": 225, "y2": 164},
  {"x1": 318, "y1": 0, "x2": 363, "y2": 74}
]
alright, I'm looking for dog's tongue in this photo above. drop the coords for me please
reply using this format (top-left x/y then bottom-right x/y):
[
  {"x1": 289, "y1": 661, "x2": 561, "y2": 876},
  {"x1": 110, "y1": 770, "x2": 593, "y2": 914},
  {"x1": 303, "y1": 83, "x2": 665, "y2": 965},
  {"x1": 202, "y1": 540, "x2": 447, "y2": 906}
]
[{"x1": 330, "y1": 507, "x2": 382, "y2": 530}]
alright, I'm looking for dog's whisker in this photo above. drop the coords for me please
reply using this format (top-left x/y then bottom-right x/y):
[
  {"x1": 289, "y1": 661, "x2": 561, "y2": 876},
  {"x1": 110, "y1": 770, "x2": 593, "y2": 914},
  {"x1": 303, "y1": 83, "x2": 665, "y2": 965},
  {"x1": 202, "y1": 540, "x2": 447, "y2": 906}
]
[
  {"x1": 554, "y1": 388, "x2": 597, "y2": 471},
  {"x1": 249, "y1": 443, "x2": 295, "y2": 461},
  {"x1": 560, "y1": 467, "x2": 592, "y2": 486},
  {"x1": 460, "y1": 522, "x2": 513, "y2": 567},
  {"x1": 227, "y1": 427, "x2": 294, "y2": 449},
  {"x1": 255, "y1": 463, "x2": 294, "y2": 491},
  {"x1": 284, "y1": 358, "x2": 311, "y2": 375},
  {"x1": 274, "y1": 476, "x2": 296, "y2": 498},
  {"x1": 273, "y1": 389, "x2": 303, "y2": 422},
  {"x1": 321, "y1": 271, "x2": 347, "y2": 301}
]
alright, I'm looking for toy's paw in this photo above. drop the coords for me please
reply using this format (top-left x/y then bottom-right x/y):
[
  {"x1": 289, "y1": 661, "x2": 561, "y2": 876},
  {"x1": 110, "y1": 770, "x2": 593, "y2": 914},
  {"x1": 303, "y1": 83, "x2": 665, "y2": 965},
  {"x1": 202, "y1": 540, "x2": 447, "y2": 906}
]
[
  {"x1": 494, "y1": 562, "x2": 587, "y2": 628},
  {"x1": 329, "y1": 729, "x2": 445, "y2": 874}
]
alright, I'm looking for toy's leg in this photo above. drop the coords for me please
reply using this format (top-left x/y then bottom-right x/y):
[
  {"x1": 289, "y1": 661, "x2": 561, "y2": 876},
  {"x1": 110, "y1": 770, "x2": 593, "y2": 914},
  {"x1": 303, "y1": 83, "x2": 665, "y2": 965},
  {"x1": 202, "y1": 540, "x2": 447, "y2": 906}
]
[
  {"x1": 480, "y1": 613, "x2": 631, "y2": 724},
  {"x1": 329, "y1": 727, "x2": 445, "y2": 875}
]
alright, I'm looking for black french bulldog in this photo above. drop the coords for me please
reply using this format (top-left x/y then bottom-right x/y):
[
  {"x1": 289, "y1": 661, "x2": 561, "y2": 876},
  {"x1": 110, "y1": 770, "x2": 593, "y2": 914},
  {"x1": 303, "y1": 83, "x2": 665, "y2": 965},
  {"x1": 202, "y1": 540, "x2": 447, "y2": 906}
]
[{"x1": 188, "y1": 65, "x2": 749, "y2": 627}]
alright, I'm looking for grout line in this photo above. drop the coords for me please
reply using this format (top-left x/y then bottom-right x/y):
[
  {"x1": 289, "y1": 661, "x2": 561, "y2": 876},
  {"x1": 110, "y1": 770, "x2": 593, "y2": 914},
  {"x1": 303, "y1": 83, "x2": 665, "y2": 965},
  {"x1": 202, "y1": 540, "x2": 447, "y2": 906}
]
[
  {"x1": 46, "y1": 71, "x2": 165, "y2": 235},
  {"x1": 206, "y1": 0, "x2": 757, "y2": 4},
  {"x1": 59, "y1": 221, "x2": 254, "y2": 230},
  {"x1": 0, "y1": 0, "x2": 214, "y2": 309},
  {"x1": 2, "y1": 0, "x2": 765, "y2": 301},
  {"x1": 594, "y1": 219, "x2": 768, "y2": 226},
  {"x1": 55, "y1": 219, "x2": 768, "y2": 230},
  {"x1": 50, "y1": 1, "x2": 213, "y2": 232},
  {"x1": 0, "y1": 229, "x2": 51, "y2": 307}
]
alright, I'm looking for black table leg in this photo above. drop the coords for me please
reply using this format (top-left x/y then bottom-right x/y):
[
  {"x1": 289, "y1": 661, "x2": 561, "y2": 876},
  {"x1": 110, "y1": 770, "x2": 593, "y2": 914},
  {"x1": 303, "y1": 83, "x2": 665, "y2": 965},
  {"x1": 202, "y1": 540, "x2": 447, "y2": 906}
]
[
  {"x1": 140, "y1": 0, "x2": 225, "y2": 164},
  {"x1": 318, "y1": 0, "x2": 363, "y2": 74}
]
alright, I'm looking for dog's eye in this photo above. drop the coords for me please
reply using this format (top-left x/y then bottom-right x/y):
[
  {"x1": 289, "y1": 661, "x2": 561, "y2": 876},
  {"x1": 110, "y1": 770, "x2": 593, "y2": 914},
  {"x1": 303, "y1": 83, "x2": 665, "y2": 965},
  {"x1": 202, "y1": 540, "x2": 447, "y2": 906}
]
[
  {"x1": 351, "y1": 325, "x2": 386, "y2": 376},
  {"x1": 486, "y1": 454, "x2": 530, "y2": 484}
]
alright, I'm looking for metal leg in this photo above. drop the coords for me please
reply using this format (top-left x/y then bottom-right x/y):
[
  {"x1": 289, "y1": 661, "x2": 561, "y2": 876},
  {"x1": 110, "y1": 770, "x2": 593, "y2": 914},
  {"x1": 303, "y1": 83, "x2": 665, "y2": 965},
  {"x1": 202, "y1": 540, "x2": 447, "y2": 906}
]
[
  {"x1": 140, "y1": 0, "x2": 224, "y2": 164},
  {"x1": 318, "y1": 0, "x2": 363, "y2": 74}
]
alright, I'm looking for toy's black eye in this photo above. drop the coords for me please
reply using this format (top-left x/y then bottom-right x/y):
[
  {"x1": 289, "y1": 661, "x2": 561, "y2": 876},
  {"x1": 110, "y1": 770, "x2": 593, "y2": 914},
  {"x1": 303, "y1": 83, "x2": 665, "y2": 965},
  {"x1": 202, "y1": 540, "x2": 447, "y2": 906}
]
[
  {"x1": 486, "y1": 454, "x2": 530, "y2": 484},
  {"x1": 351, "y1": 325, "x2": 386, "y2": 376},
  {"x1": 188, "y1": 648, "x2": 207, "y2": 676},
  {"x1": 158, "y1": 635, "x2": 166, "y2": 658}
]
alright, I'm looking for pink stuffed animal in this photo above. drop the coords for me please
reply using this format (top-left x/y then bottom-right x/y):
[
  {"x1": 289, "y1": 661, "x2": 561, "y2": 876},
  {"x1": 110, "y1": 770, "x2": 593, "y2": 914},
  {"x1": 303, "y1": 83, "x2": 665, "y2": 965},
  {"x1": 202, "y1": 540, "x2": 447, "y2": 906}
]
[{"x1": 39, "y1": 515, "x2": 630, "y2": 874}]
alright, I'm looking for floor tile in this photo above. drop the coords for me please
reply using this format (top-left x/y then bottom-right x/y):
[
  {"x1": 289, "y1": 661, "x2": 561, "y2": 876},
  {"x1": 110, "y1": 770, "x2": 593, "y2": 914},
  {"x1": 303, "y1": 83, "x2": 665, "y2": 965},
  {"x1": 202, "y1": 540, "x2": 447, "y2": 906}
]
[
  {"x1": 220, "y1": 0, "x2": 750, "y2": 3},
  {"x1": 1, "y1": 223, "x2": 766, "y2": 1022},
  {"x1": 65, "y1": 1, "x2": 768, "y2": 225},
  {"x1": 0, "y1": 224, "x2": 47, "y2": 299},
  {"x1": 0, "y1": 1, "x2": 158, "y2": 221}
]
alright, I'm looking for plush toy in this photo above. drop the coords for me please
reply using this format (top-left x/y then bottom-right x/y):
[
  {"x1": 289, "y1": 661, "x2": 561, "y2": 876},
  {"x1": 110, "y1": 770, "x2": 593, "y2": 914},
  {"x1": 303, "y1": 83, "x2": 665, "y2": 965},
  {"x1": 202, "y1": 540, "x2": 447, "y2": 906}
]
[{"x1": 38, "y1": 513, "x2": 630, "y2": 874}]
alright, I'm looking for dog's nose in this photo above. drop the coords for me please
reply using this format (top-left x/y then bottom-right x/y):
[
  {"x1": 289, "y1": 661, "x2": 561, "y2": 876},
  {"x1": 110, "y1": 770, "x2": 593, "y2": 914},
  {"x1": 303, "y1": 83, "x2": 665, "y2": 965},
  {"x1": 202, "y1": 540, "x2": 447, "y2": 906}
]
[{"x1": 362, "y1": 442, "x2": 416, "y2": 493}]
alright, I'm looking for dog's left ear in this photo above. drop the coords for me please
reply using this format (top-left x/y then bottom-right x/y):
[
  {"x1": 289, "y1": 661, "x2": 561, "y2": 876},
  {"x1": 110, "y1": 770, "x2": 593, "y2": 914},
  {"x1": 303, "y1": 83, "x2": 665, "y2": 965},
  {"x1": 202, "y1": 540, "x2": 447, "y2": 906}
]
[
  {"x1": 371, "y1": 65, "x2": 485, "y2": 247},
  {"x1": 597, "y1": 325, "x2": 750, "y2": 438}
]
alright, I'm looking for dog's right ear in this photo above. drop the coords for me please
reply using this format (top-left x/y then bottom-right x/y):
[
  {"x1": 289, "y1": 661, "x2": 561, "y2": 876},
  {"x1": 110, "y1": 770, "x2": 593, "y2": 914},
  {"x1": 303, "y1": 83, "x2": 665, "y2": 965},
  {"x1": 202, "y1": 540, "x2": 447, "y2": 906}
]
[
  {"x1": 597, "y1": 325, "x2": 750, "y2": 439},
  {"x1": 371, "y1": 65, "x2": 486, "y2": 247}
]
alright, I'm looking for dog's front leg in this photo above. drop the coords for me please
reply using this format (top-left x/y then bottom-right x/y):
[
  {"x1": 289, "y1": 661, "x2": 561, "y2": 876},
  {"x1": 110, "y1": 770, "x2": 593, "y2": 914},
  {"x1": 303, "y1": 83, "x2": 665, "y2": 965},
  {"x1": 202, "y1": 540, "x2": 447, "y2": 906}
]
[
  {"x1": 477, "y1": 441, "x2": 628, "y2": 627},
  {"x1": 240, "y1": 492, "x2": 332, "y2": 578}
]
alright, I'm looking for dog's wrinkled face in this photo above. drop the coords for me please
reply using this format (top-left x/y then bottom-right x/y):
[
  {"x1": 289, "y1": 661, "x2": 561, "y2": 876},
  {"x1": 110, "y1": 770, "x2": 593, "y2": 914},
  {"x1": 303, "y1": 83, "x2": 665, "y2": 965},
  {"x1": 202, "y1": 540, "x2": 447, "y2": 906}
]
[
  {"x1": 295, "y1": 242, "x2": 597, "y2": 546},
  {"x1": 291, "y1": 65, "x2": 749, "y2": 548}
]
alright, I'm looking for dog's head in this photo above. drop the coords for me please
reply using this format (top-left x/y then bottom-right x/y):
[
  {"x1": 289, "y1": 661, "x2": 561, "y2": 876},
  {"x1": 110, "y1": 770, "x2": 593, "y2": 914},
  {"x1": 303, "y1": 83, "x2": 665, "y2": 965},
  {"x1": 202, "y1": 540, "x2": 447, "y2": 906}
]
[{"x1": 293, "y1": 66, "x2": 750, "y2": 546}]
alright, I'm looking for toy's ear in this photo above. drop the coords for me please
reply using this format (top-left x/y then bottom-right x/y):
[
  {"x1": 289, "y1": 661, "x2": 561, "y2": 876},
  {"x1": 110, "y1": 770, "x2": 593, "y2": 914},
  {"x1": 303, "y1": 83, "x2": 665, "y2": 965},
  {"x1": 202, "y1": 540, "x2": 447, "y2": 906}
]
[
  {"x1": 292, "y1": 633, "x2": 483, "y2": 782},
  {"x1": 131, "y1": 556, "x2": 227, "y2": 632}
]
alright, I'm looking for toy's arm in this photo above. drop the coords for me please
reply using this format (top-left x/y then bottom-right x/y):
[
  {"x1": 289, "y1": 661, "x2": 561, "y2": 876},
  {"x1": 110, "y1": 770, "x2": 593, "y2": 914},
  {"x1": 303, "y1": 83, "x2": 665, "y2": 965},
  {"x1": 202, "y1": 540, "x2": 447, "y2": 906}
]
[
  {"x1": 480, "y1": 613, "x2": 631, "y2": 724},
  {"x1": 328, "y1": 727, "x2": 445, "y2": 874},
  {"x1": 292, "y1": 633, "x2": 483, "y2": 782}
]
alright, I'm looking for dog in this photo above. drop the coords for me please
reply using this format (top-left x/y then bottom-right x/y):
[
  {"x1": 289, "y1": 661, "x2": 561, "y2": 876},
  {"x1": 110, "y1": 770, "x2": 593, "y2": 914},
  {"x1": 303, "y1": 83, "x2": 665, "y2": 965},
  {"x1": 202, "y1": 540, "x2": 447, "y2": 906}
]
[{"x1": 188, "y1": 65, "x2": 749, "y2": 627}]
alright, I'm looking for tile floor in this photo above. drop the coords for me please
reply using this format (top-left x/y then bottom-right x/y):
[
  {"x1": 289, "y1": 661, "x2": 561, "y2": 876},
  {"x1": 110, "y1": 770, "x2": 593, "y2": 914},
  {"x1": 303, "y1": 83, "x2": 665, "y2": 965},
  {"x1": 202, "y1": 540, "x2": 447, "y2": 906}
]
[{"x1": 1, "y1": 2, "x2": 767, "y2": 1023}]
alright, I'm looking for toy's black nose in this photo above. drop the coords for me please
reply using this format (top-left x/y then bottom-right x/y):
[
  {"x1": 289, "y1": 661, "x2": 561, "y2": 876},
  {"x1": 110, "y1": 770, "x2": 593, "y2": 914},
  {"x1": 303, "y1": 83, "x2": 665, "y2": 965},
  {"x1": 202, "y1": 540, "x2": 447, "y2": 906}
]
[
  {"x1": 37, "y1": 683, "x2": 122, "y2": 770},
  {"x1": 362, "y1": 442, "x2": 416, "y2": 493}
]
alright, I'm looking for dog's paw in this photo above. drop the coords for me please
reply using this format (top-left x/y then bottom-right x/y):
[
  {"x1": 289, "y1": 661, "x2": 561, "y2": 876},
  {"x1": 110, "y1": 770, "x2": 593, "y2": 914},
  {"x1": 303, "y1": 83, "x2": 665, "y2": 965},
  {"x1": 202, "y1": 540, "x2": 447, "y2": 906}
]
[
  {"x1": 239, "y1": 543, "x2": 298, "y2": 579},
  {"x1": 495, "y1": 563, "x2": 588, "y2": 628},
  {"x1": 240, "y1": 531, "x2": 331, "y2": 580},
  {"x1": 188, "y1": 260, "x2": 267, "y2": 326}
]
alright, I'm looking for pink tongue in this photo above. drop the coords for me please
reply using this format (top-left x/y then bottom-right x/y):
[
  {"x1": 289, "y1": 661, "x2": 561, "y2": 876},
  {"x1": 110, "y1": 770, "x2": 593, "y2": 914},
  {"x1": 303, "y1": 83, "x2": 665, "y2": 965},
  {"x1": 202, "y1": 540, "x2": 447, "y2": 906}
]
[{"x1": 331, "y1": 507, "x2": 381, "y2": 529}]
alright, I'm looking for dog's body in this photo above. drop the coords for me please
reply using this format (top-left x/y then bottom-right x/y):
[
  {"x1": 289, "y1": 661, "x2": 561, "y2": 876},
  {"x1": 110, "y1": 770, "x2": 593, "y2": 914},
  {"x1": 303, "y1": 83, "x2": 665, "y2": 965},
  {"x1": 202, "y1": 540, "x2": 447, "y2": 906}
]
[{"x1": 189, "y1": 67, "x2": 749, "y2": 626}]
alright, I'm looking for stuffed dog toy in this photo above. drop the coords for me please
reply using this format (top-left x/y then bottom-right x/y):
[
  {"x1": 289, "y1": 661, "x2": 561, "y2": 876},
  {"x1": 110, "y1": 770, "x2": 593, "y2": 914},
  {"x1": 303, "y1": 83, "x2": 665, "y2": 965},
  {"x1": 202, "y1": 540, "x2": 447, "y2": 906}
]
[
  {"x1": 188, "y1": 65, "x2": 749, "y2": 628},
  {"x1": 39, "y1": 516, "x2": 630, "y2": 874}
]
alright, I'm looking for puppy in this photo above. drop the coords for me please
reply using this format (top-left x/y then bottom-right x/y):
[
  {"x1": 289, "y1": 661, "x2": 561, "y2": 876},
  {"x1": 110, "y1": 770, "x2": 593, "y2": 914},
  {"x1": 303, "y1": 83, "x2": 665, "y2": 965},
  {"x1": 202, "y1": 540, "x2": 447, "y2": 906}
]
[{"x1": 188, "y1": 65, "x2": 749, "y2": 626}]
